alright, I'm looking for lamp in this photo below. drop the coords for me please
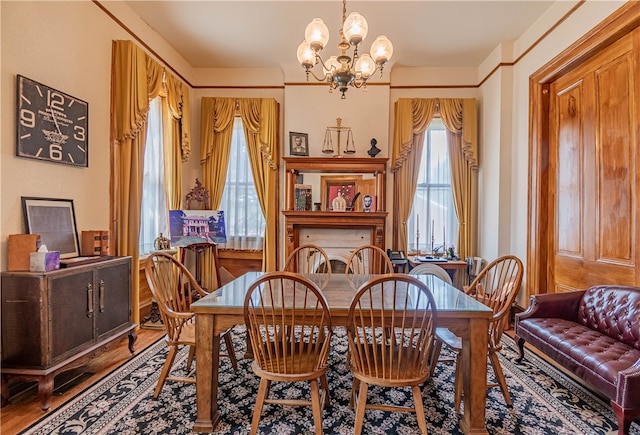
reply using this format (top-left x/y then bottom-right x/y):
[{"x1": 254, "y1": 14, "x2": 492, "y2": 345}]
[{"x1": 296, "y1": 0, "x2": 393, "y2": 99}]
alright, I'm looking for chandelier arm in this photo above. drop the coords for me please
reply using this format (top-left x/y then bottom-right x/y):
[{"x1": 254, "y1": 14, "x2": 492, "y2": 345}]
[{"x1": 305, "y1": 67, "x2": 328, "y2": 82}]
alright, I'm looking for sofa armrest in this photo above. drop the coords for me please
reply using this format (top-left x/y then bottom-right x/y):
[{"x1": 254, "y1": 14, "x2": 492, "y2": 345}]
[
  {"x1": 617, "y1": 359, "x2": 640, "y2": 409},
  {"x1": 515, "y1": 290, "x2": 586, "y2": 322}
]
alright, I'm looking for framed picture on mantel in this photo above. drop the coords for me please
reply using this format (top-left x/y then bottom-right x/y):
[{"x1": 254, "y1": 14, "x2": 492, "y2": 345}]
[{"x1": 321, "y1": 175, "x2": 362, "y2": 211}]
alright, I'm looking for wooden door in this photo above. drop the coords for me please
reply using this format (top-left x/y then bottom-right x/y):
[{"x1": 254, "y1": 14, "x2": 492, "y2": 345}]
[{"x1": 548, "y1": 31, "x2": 640, "y2": 292}]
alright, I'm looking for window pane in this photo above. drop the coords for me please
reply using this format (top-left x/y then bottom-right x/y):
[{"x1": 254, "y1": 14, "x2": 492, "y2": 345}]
[
  {"x1": 139, "y1": 97, "x2": 167, "y2": 254},
  {"x1": 407, "y1": 118, "x2": 459, "y2": 255},
  {"x1": 219, "y1": 118, "x2": 266, "y2": 250}
]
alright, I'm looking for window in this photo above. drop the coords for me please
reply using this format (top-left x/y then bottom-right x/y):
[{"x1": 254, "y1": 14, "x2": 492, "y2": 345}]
[
  {"x1": 407, "y1": 118, "x2": 458, "y2": 254},
  {"x1": 219, "y1": 117, "x2": 266, "y2": 250},
  {"x1": 139, "y1": 97, "x2": 168, "y2": 254}
]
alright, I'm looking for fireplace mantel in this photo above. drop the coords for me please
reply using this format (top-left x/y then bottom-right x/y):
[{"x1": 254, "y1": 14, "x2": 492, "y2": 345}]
[
  {"x1": 282, "y1": 157, "x2": 389, "y2": 264},
  {"x1": 283, "y1": 211, "x2": 388, "y2": 260}
]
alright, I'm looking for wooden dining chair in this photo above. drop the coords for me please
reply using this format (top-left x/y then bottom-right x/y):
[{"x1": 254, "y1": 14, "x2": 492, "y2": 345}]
[
  {"x1": 346, "y1": 274, "x2": 438, "y2": 435},
  {"x1": 346, "y1": 244, "x2": 393, "y2": 274},
  {"x1": 244, "y1": 271, "x2": 333, "y2": 435},
  {"x1": 429, "y1": 255, "x2": 523, "y2": 411},
  {"x1": 283, "y1": 243, "x2": 332, "y2": 274},
  {"x1": 144, "y1": 251, "x2": 237, "y2": 398},
  {"x1": 409, "y1": 263, "x2": 453, "y2": 285}
]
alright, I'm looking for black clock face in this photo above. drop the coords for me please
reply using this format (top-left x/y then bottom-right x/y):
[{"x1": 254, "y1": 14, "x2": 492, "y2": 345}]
[{"x1": 16, "y1": 75, "x2": 88, "y2": 167}]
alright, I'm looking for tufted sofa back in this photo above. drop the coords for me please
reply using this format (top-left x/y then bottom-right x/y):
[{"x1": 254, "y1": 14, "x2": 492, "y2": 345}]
[{"x1": 578, "y1": 285, "x2": 640, "y2": 350}]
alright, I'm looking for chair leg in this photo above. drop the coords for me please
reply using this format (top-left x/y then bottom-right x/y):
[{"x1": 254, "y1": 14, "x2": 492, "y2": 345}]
[
  {"x1": 223, "y1": 331, "x2": 238, "y2": 371},
  {"x1": 429, "y1": 337, "x2": 443, "y2": 376},
  {"x1": 320, "y1": 374, "x2": 331, "y2": 407},
  {"x1": 250, "y1": 378, "x2": 270, "y2": 435},
  {"x1": 412, "y1": 385, "x2": 428, "y2": 435},
  {"x1": 489, "y1": 350, "x2": 512, "y2": 406},
  {"x1": 350, "y1": 377, "x2": 361, "y2": 407},
  {"x1": 353, "y1": 381, "x2": 369, "y2": 435},
  {"x1": 186, "y1": 345, "x2": 195, "y2": 371},
  {"x1": 310, "y1": 379, "x2": 324, "y2": 435},
  {"x1": 453, "y1": 356, "x2": 463, "y2": 413},
  {"x1": 154, "y1": 345, "x2": 178, "y2": 398}
]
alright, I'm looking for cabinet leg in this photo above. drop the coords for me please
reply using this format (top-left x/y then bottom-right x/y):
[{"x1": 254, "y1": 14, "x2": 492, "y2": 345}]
[
  {"x1": 1, "y1": 374, "x2": 9, "y2": 407},
  {"x1": 38, "y1": 374, "x2": 54, "y2": 411},
  {"x1": 128, "y1": 331, "x2": 138, "y2": 354}
]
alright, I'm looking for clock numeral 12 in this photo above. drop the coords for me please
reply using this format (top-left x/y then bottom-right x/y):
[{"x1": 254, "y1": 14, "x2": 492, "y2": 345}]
[{"x1": 48, "y1": 91, "x2": 65, "y2": 112}]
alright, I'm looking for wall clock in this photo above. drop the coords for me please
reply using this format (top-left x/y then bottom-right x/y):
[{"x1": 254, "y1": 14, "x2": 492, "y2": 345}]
[{"x1": 16, "y1": 75, "x2": 88, "y2": 167}]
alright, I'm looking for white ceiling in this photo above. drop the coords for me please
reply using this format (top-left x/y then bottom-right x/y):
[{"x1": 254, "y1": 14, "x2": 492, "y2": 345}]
[{"x1": 124, "y1": 0, "x2": 555, "y2": 72}]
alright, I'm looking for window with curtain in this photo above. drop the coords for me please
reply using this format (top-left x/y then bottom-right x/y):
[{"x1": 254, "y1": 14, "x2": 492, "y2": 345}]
[
  {"x1": 218, "y1": 117, "x2": 266, "y2": 250},
  {"x1": 139, "y1": 97, "x2": 168, "y2": 254},
  {"x1": 408, "y1": 118, "x2": 459, "y2": 254}
]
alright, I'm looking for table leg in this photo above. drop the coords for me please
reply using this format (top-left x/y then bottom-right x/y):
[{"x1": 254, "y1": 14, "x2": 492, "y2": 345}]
[
  {"x1": 459, "y1": 317, "x2": 489, "y2": 434},
  {"x1": 193, "y1": 313, "x2": 221, "y2": 432}
]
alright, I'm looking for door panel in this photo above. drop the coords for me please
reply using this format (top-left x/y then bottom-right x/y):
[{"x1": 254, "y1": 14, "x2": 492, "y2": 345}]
[{"x1": 550, "y1": 33, "x2": 638, "y2": 292}]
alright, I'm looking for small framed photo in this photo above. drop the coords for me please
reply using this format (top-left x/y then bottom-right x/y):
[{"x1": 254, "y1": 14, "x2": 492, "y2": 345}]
[{"x1": 289, "y1": 132, "x2": 309, "y2": 156}]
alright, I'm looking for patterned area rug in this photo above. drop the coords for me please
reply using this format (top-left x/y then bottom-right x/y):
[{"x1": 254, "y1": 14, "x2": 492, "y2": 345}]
[{"x1": 20, "y1": 325, "x2": 640, "y2": 435}]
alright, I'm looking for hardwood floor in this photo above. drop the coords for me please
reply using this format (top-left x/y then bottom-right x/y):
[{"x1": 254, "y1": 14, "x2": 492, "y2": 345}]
[{"x1": 0, "y1": 327, "x2": 164, "y2": 435}]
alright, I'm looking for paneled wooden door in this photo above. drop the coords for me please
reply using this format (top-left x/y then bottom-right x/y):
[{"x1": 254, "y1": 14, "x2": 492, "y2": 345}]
[{"x1": 548, "y1": 31, "x2": 640, "y2": 292}]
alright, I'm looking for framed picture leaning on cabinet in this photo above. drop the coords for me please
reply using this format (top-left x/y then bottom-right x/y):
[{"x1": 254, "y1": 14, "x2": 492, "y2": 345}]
[{"x1": 21, "y1": 197, "x2": 80, "y2": 259}]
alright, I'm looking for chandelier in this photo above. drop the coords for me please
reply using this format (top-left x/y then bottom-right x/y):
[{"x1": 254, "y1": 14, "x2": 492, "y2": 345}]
[{"x1": 296, "y1": 0, "x2": 393, "y2": 99}]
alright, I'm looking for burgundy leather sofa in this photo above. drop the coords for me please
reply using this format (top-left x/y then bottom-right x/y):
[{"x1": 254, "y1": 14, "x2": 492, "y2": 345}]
[{"x1": 514, "y1": 285, "x2": 640, "y2": 435}]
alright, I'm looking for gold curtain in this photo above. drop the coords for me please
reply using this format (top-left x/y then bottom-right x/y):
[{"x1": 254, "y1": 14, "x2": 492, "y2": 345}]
[
  {"x1": 391, "y1": 98, "x2": 478, "y2": 259},
  {"x1": 439, "y1": 99, "x2": 478, "y2": 258},
  {"x1": 238, "y1": 98, "x2": 279, "y2": 272},
  {"x1": 164, "y1": 74, "x2": 191, "y2": 208},
  {"x1": 111, "y1": 40, "x2": 192, "y2": 323},
  {"x1": 200, "y1": 98, "x2": 235, "y2": 207},
  {"x1": 391, "y1": 99, "x2": 437, "y2": 253},
  {"x1": 199, "y1": 97, "x2": 279, "y2": 277}
]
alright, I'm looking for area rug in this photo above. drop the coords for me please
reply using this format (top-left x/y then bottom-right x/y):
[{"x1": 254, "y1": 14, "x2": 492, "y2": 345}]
[{"x1": 20, "y1": 325, "x2": 640, "y2": 435}]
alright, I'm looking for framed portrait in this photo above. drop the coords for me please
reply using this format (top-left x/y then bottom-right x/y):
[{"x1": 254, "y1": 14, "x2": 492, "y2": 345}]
[
  {"x1": 321, "y1": 175, "x2": 362, "y2": 211},
  {"x1": 289, "y1": 132, "x2": 309, "y2": 156},
  {"x1": 21, "y1": 197, "x2": 80, "y2": 259}
]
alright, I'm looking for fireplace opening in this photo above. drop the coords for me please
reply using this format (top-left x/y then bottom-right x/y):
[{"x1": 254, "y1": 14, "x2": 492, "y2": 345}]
[{"x1": 329, "y1": 260, "x2": 347, "y2": 274}]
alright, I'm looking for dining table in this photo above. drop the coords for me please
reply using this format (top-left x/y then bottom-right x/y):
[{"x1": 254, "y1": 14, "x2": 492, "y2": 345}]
[{"x1": 191, "y1": 272, "x2": 493, "y2": 434}]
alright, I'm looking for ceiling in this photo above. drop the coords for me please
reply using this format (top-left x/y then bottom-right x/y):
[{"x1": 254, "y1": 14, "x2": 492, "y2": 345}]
[{"x1": 123, "y1": 0, "x2": 556, "y2": 73}]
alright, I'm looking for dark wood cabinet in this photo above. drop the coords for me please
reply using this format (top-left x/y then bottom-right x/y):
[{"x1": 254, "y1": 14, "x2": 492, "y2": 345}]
[{"x1": 0, "y1": 257, "x2": 137, "y2": 410}]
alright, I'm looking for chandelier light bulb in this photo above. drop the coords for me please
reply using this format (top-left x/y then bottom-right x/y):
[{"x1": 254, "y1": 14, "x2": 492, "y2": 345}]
[
  {"x1": 370, "y1": 35, "x2": 393, "y2": 65},
  {"x1": 342, "y1": 11, "x2": 368, "y2": 46},
  {"x1": 305, "y1": 18, "x2": 330, "y2": 52},
  {"x1": 355, "y1": 54, "x2": 375, "y2": 79},
  {"x1": 296, "y1": 40, "x2": 316, "y2": 68},
  {"x1": 323, "y1": 56, "x2": 340, "y2": 76}
]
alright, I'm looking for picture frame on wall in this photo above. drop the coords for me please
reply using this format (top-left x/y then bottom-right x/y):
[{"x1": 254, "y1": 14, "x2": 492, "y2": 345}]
[
  {"x1": 21, "y1": 197, "x2": 80, "y2": 259},
  {"x1": 289, "y1": 132, "x2": 309, "y2": 156}
]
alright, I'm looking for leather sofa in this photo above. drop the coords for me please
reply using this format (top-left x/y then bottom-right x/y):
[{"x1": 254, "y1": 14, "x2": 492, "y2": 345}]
[{"x1": 514, "y1": 285, "x2": 640, "y2": 435}]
